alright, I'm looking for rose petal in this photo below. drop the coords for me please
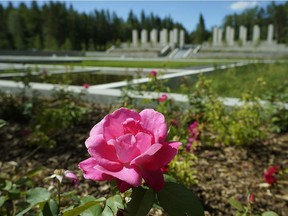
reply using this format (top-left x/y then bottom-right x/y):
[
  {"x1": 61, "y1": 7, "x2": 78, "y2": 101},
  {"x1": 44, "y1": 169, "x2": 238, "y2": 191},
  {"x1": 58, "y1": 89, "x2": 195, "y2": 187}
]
[
  {"x1": 122, "y1": 118, "x2": 142, "y2": 135},
  {"x1": 133, "y1": 142, "x2": 181, "y2": 170},
  {"x1": 131, "y1": 143, "x2": 162, "y2": 166},
  {"x1": 135, "y1": 132, "x2": 152, "y2": 154},
  {"x1": 96, "y1": 165, "x2": 142, "y2": 187},
  {"x1": 114, "y1": 134, "x2": 140, "y2": 163},
  {"x1": 140, "y1": 109, "x2": 167, "y2": 142},
  {"x1": 78, "y1": 158, "x2": 112, "y2": 181},
  {"x1": 116, "y1": 179, "x2": 133, "y2": 193},
  {"x1": 141, "y1": 169, "x2": 164, "y2": 191},
  {"x1": 86, "y1": 135, "x2": 119, "y2": 160},
  {"x1": 103, "y1": 108, "x2": 141, "y2": 141}
]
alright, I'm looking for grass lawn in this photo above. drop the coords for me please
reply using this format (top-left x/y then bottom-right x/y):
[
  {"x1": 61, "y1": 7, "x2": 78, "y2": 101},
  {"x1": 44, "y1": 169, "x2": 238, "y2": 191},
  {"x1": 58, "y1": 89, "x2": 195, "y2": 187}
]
[{"x1": 168, "y1": 63, "x2": 288, "y2": 100}]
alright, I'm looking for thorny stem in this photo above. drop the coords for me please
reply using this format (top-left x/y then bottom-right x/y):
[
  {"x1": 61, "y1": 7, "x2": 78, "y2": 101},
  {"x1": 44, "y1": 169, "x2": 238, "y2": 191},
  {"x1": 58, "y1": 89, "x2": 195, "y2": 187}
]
[{"x1": 57, "y1": 179, "x2": 61, "y2": 215}]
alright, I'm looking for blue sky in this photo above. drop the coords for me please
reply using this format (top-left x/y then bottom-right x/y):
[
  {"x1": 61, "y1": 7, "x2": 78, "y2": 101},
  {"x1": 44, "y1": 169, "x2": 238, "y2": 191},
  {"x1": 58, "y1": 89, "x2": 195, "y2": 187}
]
[{"x1": 1, "y1": 1, "x2": 284, "y2": 32}]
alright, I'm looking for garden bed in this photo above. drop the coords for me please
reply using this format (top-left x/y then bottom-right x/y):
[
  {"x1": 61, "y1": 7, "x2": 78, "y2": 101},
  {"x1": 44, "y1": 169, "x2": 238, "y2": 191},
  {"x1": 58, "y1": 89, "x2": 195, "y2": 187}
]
[{"x1": 1, "y1": 104, "x2": 287, "y2": 215}]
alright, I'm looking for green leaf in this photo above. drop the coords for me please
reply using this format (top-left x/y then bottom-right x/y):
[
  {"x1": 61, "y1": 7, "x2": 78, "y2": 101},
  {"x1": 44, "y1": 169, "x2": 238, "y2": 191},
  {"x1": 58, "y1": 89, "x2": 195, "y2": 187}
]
[
  {"x1": 0, "y1": 119, "x2": 6, "y2": 128},
  {"x1": 26, "y1": 187, "x2": 51, "y2": 206},
  {"x1": 0, "y1": 196, "x2": 6, "y2": 208},
  {"x1": 80, "y1": 196, "x2": 104, "y2": 216},
  {"x1": 156, "y1": 182, "x2": 204, "y2": 216},
  {"x1": 42, "y1": 199, "x2": 58, "y2": 216},
  {"x1": 27, "y1": 166, "x2": 44, "y2": 178},
  {"x1": 164, "y1": 174, "x2": 177, "y2": 183},
  {"x1": 228, "y1": 198, "x2": 245, "y2": 212},
  {"x1": 16, "y1": 187, "x2": 51, "y2": 216},
  {"x1": 63, "y1": 198, "x2": 105, "y2": 216},
  {"x1": 262, "y1": 211, "x2": 279, "y2": 216},
  {"x1": 102, "y1": 195, "x2": 125, "y2": 216},
  {"x1": 127, "y1": 187, "x2": 155, "y2": 216}
]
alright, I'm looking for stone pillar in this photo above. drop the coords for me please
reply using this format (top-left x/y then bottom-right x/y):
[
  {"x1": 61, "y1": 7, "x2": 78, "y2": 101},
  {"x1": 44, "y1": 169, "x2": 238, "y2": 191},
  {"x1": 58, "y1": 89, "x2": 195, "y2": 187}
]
[
  {"x1": 169, "y1": 29, "x2": 174, "y2": 45},
  {"x1": 267, "y1": 24, "x2": 274, "y2": 44},
  {"x1": 239, "y1": 25, "x2": 247, "y2": 45},
  {"x1": 213, "y1": 27, "x2": 218, "y2": 46},
  {"x1": 179, "y1": 30, "x2": 185, "y2": 48},
  {"x1": 173, "y1": 28, "x2": 178, "y2": 44},
  {"x1": 225, "y1": 26, "x2": 234, "y2": 46},
  {"x1": 160, "y1": 29, "x2": 168, "y2": 45},
  {"x1": 132, "y1": 29, "x2": 138, "y2": 47},
  {"x1": 252, "y1": 25, "x2": 260, "y2": 44},
  {"x1": 217, "y1": 28, "x2": 223, "y2": 46},
  {"x1": 141, "y1": 29, "x2": 148, "y2": 45},
  {"x1": 150, "y1": 29, "x2": 157, "y2": 45}
]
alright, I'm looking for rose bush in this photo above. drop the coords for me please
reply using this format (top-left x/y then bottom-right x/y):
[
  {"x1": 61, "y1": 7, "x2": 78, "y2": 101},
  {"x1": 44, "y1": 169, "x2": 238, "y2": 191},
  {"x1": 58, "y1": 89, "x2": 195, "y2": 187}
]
[{"x1": 79, "y1": 107, "x2": 181, "y2": 192}]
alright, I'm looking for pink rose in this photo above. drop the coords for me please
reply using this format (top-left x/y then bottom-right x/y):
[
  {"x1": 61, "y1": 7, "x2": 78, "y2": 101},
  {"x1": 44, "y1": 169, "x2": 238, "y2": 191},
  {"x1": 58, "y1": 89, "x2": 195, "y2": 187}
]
[
  {"x1": 149, "y1": 70, "x2": 157, "y2": 77},
  {"x1": 158, "y1": 94, "x2": 168, "y2": 102},
  {"x1": 82, "y1": 83, "x2": 90, "y2": 89},
  {"x1": 79, "y1": 108, "x2": 181, "y2": 192}
]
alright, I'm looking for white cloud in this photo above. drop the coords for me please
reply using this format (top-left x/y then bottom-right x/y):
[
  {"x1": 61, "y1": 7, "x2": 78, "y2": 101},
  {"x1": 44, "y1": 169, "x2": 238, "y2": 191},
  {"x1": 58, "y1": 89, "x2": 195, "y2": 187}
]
[{"x1": 230, "y1": 1, "x2": 258, "y2": 11}]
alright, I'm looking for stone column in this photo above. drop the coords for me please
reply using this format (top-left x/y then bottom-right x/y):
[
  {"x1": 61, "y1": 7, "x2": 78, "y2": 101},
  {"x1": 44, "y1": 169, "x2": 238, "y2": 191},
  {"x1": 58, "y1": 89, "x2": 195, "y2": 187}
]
[
  {"x1": 267, "y1": 24, "x2": 274, "y2": 44},
  {"x1": 150, "y1": 29, "x2": 157, "y2": 45},
  {"x1": 169, "y1": 29, "x2": 174, "y2": 45},
  {"x1": 213, "y1": 27, "x2": 218, "y2": 46},
  {"x1": 160, "y1": 29, "x2": 168, "y2": 45},
  {"x1": 132, "y1": 29, "x2": 138, "y2": 47},
  {"x1": 225, "y1": 26, "x2": 234, "y2": 46},
  {"x1": 179, "y1": 30, "x2": 185, "y2": 48},
  {"x1": 252, "y1": 25, "x2": 260, "y2": 44},
  {"x1": 141, "y1": 29, "x2": 148, "y2": 45},
  {"x1": 217, "y1": 28, "x2": 223, "y2": 46},
  {"x1": 173, "y1": 28, "x2": 178, "y2": 44},
  {"x1": 239, "y1": 25, "x2": 247, "y2": 45}
]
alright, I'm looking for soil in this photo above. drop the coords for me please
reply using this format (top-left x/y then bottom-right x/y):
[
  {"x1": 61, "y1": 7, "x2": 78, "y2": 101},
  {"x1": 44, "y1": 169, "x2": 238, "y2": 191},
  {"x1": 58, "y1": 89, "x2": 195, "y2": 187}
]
[{"x1": 0, "y1": 108, "x2": 287, "y2": 216}]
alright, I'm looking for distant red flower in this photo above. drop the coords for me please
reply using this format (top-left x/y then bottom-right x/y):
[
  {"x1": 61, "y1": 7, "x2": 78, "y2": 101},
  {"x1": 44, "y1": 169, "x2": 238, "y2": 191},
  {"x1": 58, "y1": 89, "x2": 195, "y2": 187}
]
[
  {"x1": 158, "y1": 93, "x2": 168, "y2": 102},
  {"x1": 149, "y1": 70, "x2": 157, "y2": 77},
  {"x1": 186, "y1": 143, "x2": 192, "y2": 152},
  {"x1": 248, "y1": 193, "x2": 255, "y2": 203},
  {"x1": 264, "y1": 165, "x2": 279, "y2": 185},
  {"x1": 170, "y1": 118, "x2": 179, "y2": 126},
  {"x1": 82, "y1": 83, "x2": 90, "y2": 89}
]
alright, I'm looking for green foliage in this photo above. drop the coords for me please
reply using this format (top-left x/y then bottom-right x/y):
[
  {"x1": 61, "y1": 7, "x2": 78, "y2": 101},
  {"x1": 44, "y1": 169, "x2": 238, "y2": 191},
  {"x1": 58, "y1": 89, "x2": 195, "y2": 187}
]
[
  {"x1": 229, "y1": 197, "x2": 279, "y2": 216},
  {"x1": 156, "y1": 182, "x2": 204, "y2": 216},
  {"x1": 127, "y1": 187, "x2": 155, "y2": 216}
]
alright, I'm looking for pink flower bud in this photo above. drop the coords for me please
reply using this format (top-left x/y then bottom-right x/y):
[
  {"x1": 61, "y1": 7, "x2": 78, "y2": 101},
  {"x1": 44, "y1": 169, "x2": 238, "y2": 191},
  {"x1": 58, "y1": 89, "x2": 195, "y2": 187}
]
[
  {"x1": 248, "y1": 193, "x2": 255, "y2": 203},
  {"x1": 64, "y1": 170, "x2": 79, "y2": 186},
  {"x1": 149, "y1": 70, "x2": 157, "y2": 77},
  {"x1": 82, "y1": 83, "x2": 90, "y2": 89},
  {"x1": 158, "y1": 94, "x2": 168, "y2": 102}
]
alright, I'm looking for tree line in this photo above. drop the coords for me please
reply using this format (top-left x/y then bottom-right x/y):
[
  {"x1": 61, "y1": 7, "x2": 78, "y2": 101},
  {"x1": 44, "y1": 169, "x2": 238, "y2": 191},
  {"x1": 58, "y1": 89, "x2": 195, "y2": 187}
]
[
  {"x1": 0, "y1": 1, "x2": 287, "y2": 51},
  {"x1": 0, "y1": 1, "x2": 185, "y2": 51},
  {"x1": 222, "y1": 1, "x2": 288, "y2": 43}
]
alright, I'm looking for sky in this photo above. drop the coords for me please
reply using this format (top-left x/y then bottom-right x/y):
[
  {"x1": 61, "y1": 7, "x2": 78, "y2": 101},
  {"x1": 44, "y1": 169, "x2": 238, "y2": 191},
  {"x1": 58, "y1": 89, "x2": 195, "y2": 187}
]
[{"x1": 1, "y1": 1, "x2": 285, "y2": 32}]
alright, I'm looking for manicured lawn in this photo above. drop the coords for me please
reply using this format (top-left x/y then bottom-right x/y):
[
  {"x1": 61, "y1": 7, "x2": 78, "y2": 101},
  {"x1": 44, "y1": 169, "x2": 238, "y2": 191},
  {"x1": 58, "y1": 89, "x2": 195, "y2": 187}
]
[{"x1": 169, "y1": 63, "x2": 288, "y2": 100}]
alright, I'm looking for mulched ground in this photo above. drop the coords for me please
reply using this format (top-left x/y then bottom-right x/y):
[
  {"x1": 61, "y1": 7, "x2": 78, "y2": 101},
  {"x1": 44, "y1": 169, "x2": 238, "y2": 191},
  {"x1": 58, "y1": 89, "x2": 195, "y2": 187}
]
[{"x1": 1, "y1": 110, "x2": 287, "y2": 215}]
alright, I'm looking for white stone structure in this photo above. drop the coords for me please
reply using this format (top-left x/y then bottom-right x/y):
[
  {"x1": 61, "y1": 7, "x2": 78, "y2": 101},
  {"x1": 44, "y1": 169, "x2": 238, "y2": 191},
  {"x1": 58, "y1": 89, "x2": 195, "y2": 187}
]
[
  {"x1": 179, "y1": 30, "x2": 185, "y2": 48},
  {"x1": 252, "y1": 25, "x2": 260, "y2": 44},
  {"x1": 160, "y1": 29, "x2": 168, "y2": 45},
  {"x1": 267, "y1": 24, "x2": 274, "y2": 44},
  {"x1": 213, "y1": 27, "x2": 223, "y2": 46},
  {"x1": 173, "y1": 28, "x2": 178, "y2": 44},
  {"x1": 141, "y1": 29, "x2": 148, "y2": 44},
  {"x1": 150, "y1": 29, "x2": 157, "y2": 44},
  {"x1": 225, "y1": 26, "x2": 235, "y2": 46},
  {"x1": 169, "y1": 29, "x2": 174, "y2": 45},
  {"x1": 239, "y1": 25, "x2": 247, "y2": 45},
  {"x1": 132, "y1": 29, "x2": 138, "y2": 47}
]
